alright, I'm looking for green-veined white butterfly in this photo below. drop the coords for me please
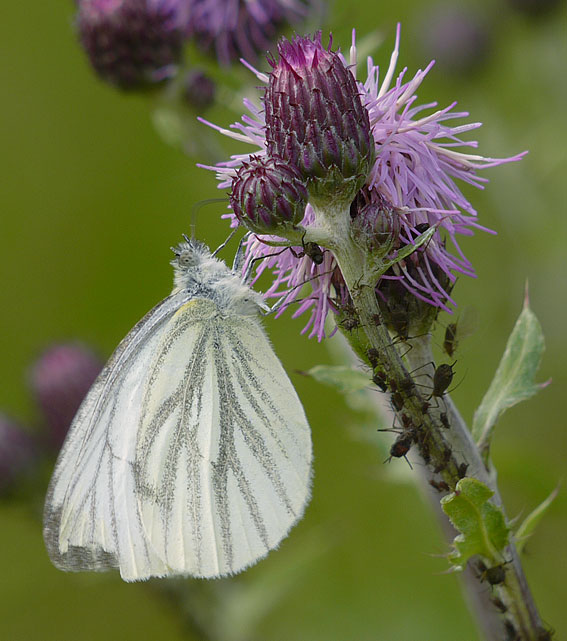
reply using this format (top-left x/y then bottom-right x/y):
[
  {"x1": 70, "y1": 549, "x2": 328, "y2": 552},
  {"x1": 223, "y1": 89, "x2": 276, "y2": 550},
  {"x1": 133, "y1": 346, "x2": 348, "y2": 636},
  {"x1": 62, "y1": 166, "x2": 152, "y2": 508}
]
[{"x1": 43, "y1": 237, "x2": 312, "y2": 581}]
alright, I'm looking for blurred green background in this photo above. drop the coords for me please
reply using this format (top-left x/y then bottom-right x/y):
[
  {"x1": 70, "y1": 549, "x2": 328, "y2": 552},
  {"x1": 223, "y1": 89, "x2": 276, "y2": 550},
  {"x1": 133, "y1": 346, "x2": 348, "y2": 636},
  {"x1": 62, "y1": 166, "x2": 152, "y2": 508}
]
[{"x1": 1, "y1": 1, "x2": 565, "y2": 640}]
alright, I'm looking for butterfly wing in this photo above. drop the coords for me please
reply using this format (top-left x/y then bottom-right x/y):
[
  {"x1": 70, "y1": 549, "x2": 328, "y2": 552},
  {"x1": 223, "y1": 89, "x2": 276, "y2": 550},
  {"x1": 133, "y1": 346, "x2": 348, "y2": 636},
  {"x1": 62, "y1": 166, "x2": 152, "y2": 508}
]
[
  {"x1": 44, "y1": 295, "x2": 312, "y2": 581},
  {"x1": 43, "y1": 291, "x2": 192, "y2": 581},
  {"x1": 136, "y1": 298, "x2": 312, "y2": 578}
]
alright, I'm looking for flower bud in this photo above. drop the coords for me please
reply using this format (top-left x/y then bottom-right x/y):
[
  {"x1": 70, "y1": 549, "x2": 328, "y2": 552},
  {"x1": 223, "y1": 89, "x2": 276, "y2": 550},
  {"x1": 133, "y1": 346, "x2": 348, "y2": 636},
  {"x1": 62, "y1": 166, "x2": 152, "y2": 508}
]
[
  {"x1": 230, "y1": 155, "x2": 308, "y2": 233},
  {"x1": 29, "y1": 343, "x2": 103, "y2": 449},
  {"x1": 0, "y1": 415, "x2": 38, "y2": 495},
  {"x1": 376, "y1": 246, "x2": 452, "y2": 340},
  {"x1": 350, "y1": 193, "x2": 400, "y2": 258},
  {"x1": 76, "y1": 0, "x2": 190, "y2": 89},
  {"x1": 264, "y1": 33, "x2": 374, "y2": 205}
]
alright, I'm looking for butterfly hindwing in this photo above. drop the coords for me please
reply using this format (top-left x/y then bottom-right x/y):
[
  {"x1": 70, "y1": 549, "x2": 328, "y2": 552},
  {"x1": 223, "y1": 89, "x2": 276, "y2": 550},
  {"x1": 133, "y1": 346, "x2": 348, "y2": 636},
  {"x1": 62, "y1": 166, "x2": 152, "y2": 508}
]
[{"x1": 136, "y1": 298, "x2": 312, "y2": 578}]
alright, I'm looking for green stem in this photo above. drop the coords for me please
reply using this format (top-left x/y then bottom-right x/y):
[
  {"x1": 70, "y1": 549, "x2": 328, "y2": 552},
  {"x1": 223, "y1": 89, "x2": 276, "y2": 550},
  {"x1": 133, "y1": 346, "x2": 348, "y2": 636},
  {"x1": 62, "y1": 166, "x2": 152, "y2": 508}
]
[
  {"x1": 313, "y1": 203, "x2": 547, "y2": 641},
  {"x1": 405, "y1": 339, "x2": 546, "y2": 641}
]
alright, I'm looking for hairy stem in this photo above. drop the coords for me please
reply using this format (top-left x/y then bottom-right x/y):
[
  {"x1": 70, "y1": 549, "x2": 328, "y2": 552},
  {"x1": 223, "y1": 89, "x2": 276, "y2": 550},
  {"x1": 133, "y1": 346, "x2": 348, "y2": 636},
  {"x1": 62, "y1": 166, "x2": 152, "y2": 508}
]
[{"x1": 318, "y1": 205, "x2": 548, "y2": 641}]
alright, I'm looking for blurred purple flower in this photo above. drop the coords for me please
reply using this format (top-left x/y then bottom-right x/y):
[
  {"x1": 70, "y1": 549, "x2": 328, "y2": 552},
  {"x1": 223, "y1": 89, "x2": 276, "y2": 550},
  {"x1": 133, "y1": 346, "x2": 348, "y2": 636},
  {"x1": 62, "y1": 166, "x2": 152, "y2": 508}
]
[
  {"x1": 188, "y1": 0, "x2": 310, "y2": 65},
  {"x1": 77, "y1": 0, "x2": 191, "y2": 89},
  {"x1": 0, "y1": 415, "x2": 38, "y2": 495},
  {"x1": 417, "y1": 5, "x2": 491, "y2": 75},
  {"x1": 29, "y1": 343, "x2": 103, "y2": 449},
  {"x1": 183, "y1": 69, "x2": 216, "y2": 111},
  {"x1": 200, "y1": 26, "x2": 526, "y2": 340}
]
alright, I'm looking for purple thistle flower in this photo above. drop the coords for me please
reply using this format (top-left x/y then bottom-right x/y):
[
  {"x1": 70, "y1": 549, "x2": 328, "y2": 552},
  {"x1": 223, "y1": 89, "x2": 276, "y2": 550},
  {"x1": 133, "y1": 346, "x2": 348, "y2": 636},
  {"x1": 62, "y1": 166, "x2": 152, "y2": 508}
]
[
  {"x1": 77, "y1": 0, "x2": 190, "y2": 89},
  {"x1": 200, "y1": 25, "x2": 526, "y2": 340},
  {"x1": 29, "y1": 343, "x2": 103, "y2": 449},
  {"x1": 188, "y1": 0, "x2": 310, "y2": 65}
]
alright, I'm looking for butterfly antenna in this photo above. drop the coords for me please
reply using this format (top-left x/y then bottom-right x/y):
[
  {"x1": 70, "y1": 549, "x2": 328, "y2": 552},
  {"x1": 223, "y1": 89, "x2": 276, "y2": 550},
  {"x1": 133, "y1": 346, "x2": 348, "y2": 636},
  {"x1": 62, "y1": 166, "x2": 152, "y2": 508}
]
[
  {"x1": 212, "y1": 227, "x2": 239, "y2": 258},
  {"x1": 190, "y1": 198, "x2": 227, "y2": 240},
  {"x1": 233, "y1": 232, "x2": 252, "y2": 275}
]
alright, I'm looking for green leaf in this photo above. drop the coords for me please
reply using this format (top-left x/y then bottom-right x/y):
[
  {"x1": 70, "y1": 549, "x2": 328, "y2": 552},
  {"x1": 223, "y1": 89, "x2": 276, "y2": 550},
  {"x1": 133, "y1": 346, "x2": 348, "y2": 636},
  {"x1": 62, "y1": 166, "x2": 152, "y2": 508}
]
[
  {"x1": 515, "y1": 487, "x2": 559, "y2": 554},
  {"x1": 441, "y1": 478, "x2": 510, "y2": 570},
  {"x1": 301, "y1": 365, "x2": 370, "y2": 394},
  {"x1": 472, "y1": 288, "x2": 548, "y2": 456}
]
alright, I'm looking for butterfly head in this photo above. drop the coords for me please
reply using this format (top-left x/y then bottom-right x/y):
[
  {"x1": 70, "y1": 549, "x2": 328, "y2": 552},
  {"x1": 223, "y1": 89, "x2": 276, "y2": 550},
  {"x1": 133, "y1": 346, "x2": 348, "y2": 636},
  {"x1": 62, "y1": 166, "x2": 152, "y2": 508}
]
[{"x1": 170, "y1": 236, "x2": 263, "y2": 316}]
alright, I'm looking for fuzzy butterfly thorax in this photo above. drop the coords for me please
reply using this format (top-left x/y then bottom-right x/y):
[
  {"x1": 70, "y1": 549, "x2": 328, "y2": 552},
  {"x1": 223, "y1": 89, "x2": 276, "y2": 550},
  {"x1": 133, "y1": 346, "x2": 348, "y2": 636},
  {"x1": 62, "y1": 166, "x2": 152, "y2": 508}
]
[{"x1": 171, "y1": 239, "x2": 265, "y2": 317}]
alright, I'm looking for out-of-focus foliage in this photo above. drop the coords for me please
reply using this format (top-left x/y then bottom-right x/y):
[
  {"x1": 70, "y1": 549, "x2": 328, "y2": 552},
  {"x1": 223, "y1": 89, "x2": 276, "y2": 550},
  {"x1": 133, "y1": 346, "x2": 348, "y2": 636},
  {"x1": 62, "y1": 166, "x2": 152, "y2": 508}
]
[{"x1": 1, "y1": 1, "x2": 565, "y2": 640}]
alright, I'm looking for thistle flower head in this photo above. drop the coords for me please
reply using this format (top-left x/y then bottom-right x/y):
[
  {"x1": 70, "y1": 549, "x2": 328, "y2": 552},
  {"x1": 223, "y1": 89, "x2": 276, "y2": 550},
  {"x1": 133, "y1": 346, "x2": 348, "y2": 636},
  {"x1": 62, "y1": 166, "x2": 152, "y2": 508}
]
[
  {"x1": 265, "y1": 33, "x2": 374, "y2": 205},
  {"x1": 200, "y1": 25, "x2": 526, "y2": 340},
  {"x1": 230, "y1": 155, "x2": 308, "y2": 233},
  {"x1": 189, "y1": 0, "x2": 309, "y2": 65},
  {"x1": 29, "y1": 343, "x2": 103, "y2": 449},
  {"x1": 350, "y1": 190, "x2": 400, "y2": 258},
  {"x1": 77, "y1": 0, "x2": 190, "y2": 89}
]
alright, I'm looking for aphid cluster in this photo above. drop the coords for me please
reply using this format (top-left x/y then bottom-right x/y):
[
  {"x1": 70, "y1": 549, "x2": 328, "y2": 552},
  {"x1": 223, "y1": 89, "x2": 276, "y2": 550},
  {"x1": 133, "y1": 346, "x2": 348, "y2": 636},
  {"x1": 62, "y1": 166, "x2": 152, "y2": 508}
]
[{"x1": 367, "y1": 348, "x2": 463, "y2": 481}]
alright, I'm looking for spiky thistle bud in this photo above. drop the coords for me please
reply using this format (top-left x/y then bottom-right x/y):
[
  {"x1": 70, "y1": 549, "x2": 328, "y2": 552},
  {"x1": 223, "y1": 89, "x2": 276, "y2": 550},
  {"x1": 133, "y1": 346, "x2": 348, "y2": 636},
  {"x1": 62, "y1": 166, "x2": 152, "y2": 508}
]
[
  {"x1": 76, "y1": 0, "x2": 190, "y2": 89},
  {"x1": 376, "y1": 244, "x2": 452, "y2": 340},
  {"x1": 230, "y1": 155, "x2": 308, "y2": 233},
  {"x1": 264, "y1": 33, "x2": 374, "y2": 206},
  {"x1": 0, "y1": 415, "x2": 38, "y2": 495},
  {"x1": 350, "y1": 192, "x2": 400, "y2": 258},
  {"x1": 29, "y1": 343, "x2": 103, "y2": 449}
]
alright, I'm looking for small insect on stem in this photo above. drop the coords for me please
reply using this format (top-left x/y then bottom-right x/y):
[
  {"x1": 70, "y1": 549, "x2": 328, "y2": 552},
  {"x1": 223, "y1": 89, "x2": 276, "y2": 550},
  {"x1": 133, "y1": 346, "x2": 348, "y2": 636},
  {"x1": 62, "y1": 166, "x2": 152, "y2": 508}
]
[
  {"x1": 504, "y1": 619, "x2": 520, "y2": 641},
  {"x1": 385, "y1": 432, "x2": 414, "y2": 468},
  {"x1": 477, "y1": 560, "x2": 509, "y2": 586},
  {"x1": 289, "y1": 241, "x2": 325, "y2": 265},
  {"x1": 432, "y1": 362, "x2": 456, "y2": 398},
  {"x1": 367, "y1": 347, "x2": 380, "y2": 368},
  {"x1": 434, "y1": 447, "x2": 452, "y2": 474},
  {"x1": 336, "y1": 302, "x2": 362, "y2": 332},
  {"x1": 372, "y1": 371, "x2": 388, "y2": 392},
  {"x1": 390, "y1": 391, "x2": 404, "y2": 412},
  {"x1": 491, "y1": 596, "x2": 508, "y2": 613},
  {"x1": 429, "y1": 479, "x2": 450, "y2": 493},
  {"x1": 443, "y1": 322, "x2": 458, "y2": 358},
  {"x1": 457, "y1": 462, "x2": 468, "y2": 479}
]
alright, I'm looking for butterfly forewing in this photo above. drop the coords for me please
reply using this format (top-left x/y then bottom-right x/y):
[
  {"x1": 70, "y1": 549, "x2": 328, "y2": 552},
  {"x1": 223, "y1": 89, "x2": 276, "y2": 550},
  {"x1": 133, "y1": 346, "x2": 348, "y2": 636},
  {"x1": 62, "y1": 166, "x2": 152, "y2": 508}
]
[{"x1": 44, "y1": 293, "x2": 191, "y2": 580}]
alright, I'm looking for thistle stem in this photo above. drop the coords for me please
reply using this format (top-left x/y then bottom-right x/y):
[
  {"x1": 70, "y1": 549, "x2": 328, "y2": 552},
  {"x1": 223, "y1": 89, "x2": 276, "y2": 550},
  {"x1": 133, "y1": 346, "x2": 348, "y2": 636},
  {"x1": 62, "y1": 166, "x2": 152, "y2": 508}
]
[{"x1": 321, "y1": 206, "x2": 548, "y2": 641}]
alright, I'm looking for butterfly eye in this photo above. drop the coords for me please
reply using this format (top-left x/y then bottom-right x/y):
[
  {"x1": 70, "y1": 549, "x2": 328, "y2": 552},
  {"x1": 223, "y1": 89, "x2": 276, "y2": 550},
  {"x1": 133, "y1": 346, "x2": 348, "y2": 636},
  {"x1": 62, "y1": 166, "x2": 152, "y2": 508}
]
[{"x1": 178, "y1": 251, "x2": 195, "y2": 268}]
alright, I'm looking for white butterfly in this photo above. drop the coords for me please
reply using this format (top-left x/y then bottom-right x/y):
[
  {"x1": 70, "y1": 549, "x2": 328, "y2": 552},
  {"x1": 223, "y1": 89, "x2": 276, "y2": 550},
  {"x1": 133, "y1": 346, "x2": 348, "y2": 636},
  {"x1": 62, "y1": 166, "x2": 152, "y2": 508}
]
[{"x1": 43, "y1": 237, "x2": 312, "y2": 581}]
